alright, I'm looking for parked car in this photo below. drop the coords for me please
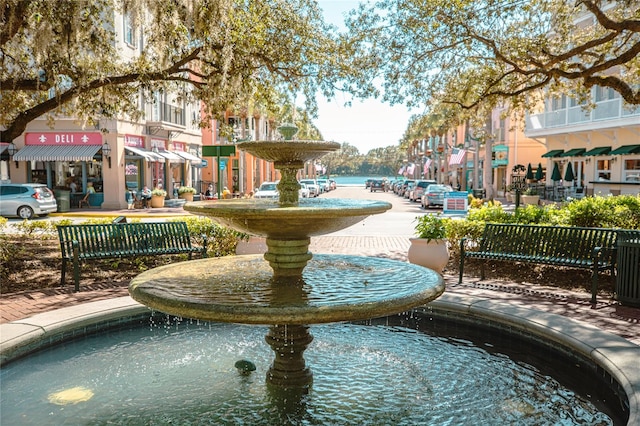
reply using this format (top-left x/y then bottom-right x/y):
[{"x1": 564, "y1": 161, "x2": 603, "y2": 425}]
[
  {"x1": 410, "y1": 180, "x2": 437, "y2": 202},
  {"x1": 0, "y1": 183, "x2": 58, "y2": 219},
  {"x1": 328, "y1": 179, "x2": 337, "y2": 190},
  {"x1": 421, "y1": 184, "x2": 454, "y2": 209},
  {"x1": 299, "y1": 182, "x2": 310, "y2": 198},
  {"x1": 254, "y1": 182, "x2": 279, "y2": 199},
  {"x1": 300, "y1": 179, "x2": 320, "y2": 197},
  {"x1": 403, "y1": 181, "x2": 416, "y2": 198},
  {"x1": 370, "y1": 179, "x2": 386, "y2": 192},
  {"x1": 365, "y1": 178, "x2": 374, "y2": 188}
]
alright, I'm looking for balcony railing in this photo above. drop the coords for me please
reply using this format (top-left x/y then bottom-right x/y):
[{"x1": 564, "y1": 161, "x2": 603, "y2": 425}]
[{"x1": 526, "y1": 97, "x2": 640, "y2": 132}]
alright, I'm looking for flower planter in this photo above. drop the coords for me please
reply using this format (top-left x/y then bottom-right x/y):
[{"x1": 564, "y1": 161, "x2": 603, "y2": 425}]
[
  {"x1": 150, "y1": 194, "x2": 165, "y2": 208},
  {"x1": 407, "y1": 238, "x2": 450, "y2": 274},
  {"x1": 521, "y1": 195, "x2": 539, "y2": 205},
  {"x1": 179, "y1": 192, "x2": 194, "y2": 202}
]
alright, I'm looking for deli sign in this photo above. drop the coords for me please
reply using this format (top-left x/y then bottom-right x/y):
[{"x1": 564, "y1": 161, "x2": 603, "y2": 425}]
[{"x1": 25, "y1": 132, "x2": 102, "y2": 146}]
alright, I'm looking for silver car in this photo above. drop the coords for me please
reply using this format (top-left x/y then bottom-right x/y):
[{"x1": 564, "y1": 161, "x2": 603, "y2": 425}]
[
  {"x1": 254, "y1": 182, "x2": 279, "y2": 199},
  {"x1": 0, "y1": 183, "x2": 58, "y2": 219}
]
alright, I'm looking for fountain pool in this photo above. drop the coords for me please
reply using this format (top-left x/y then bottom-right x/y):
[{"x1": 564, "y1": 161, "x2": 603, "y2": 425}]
[{"x1": 0, "y1": 299, "x2": 629, "y2": 425}]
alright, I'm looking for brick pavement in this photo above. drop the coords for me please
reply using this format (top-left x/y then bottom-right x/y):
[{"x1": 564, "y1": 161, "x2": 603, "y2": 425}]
[{"x1": 1, "y1": 235, "x2": 639, "y2": 346}]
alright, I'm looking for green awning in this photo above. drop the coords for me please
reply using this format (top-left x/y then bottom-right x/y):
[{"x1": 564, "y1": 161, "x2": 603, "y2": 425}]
[
  {"x1": 541, "y1": 149, "x2": 564, "y2": 158},
  {"x1": 561, "y1": 148, "x2": 586, "y2": 157},
  {"x1": 584, "y1": 146, "x2": 611, "y2": 156},
  {"x1": 610, "y1": 145, "x2": 640, "y2": 155}
]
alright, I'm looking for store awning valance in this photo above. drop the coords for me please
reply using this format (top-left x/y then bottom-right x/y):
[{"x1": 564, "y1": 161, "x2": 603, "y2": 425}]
[
  {"x1": 561, "y1": 148, "x2": 586, "y2": 157},
  {"x1": 610, "y1": 145, "x2": 640, "y2": 155},
  {"x1": 156, "y1": 150, "x2": 185, "y2": 162},
  {"x1": 175, "y1": 151, "x2": 202, "y2": 162},
  {"x1": 125, "y1": 147, "x2": 164, "y2": 162},
  {"x1": 584, "y1": 146, "x2": 611, "y2": 156},
  {"x1": 13, "y1": 144, "x2": 101, "y2": 162},
  {"x1": 541, "y1": 149, "x2": 564, "y2": 158}
]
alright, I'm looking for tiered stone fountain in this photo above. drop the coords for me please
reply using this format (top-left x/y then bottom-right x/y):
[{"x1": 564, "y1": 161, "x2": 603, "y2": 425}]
[{"x1": 129, "y1": 126, "x2": 445, "y2": 390}]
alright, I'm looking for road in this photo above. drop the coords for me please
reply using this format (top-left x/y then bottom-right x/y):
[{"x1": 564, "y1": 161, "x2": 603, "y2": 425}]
[
  {"x1": 321, "y1": 185, "x2": 427, "y2": 237},
  {"x1": 1, "y1": 184, "x2": 438, "y2": 237}
]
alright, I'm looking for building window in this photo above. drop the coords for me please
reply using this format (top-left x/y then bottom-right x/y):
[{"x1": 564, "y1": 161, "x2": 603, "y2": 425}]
[
  {"x1": 594, "y1": 86, "x2": 617, "y2": 102},
  {"x1": 124, "y1": 13, "x2": 137, "y2": 47},
  {"x1": 623, "y1": 159, "x2": 640, "y2": 182},
  {"x1": 550, "y1": 95, "x2": 566, "y2": 111},
  {"x1": 596, "y1": 159, "x2": 611, "y2": 181}
]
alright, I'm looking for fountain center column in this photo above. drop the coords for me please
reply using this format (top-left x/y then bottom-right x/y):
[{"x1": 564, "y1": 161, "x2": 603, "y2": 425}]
[
  {"x1": 265, "y1": 324, "x2": 314, "y2": 389},
  {"x1": 275, "y1": 161, "x2": 302, "y2": 207}
]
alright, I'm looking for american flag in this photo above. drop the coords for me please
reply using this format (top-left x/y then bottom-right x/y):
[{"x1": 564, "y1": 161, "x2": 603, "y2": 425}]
[
  {"x1": 449, "y1": 148, "x2": 466, "y2": 166},
  {"x1": 398, "y1": 165, "x2": 405, "y2": 175},
  {"x1": 406, "y1": 163, "x2": 415, "y2": 175},
  {"x1": 423, "y1": 159, "x2": 432, "y2": 175}
]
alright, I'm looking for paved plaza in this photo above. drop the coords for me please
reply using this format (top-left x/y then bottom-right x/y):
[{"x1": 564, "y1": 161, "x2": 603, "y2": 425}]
[{"x1": 1, "y1": 186, "x2": 639, "y2": 346}]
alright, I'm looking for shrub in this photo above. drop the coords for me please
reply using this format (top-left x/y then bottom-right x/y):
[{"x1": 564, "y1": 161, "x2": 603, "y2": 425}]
[
  {"x1": 151, "y1": 189, "x2": 167, "y2": 197},
  {"x1": 170, "y1": 217, "x2": 249, "y2": 257},
  {"x1": 178, "y1": 186, "x2": 197, "y2": 194},
  {"x1": 446, "y1": 219, "x2": 485, "y2": 256}
]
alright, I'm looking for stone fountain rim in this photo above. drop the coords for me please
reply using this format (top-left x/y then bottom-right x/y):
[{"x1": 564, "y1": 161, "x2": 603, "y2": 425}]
[{"x1": 184, "y1": 199, "x2": 392, "y2": 217}]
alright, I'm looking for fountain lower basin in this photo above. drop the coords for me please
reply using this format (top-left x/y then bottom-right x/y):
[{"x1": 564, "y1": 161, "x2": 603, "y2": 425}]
[{"x1": 129, "y1": 254, "x2": 445, "y2": 324}]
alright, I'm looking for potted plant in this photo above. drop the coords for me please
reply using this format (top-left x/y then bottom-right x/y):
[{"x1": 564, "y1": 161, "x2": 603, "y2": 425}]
[
  {"x1": 177, "y1": 186, "x2": 197, "y2": 202},
  {"x1": 150, "y1": 188, "x2": 167, "y2": 208},
  {"x1": 521, "y1": 187, "x2": 540, "y2": 205},
  {"x1": 408, "y1": 213, "x2": 450, "y2": 273}
]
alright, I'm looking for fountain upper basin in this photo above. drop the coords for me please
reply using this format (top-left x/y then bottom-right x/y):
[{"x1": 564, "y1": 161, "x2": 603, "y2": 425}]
[{"x1": 184, "y1": 198, "x2": 392, "y2": 238}]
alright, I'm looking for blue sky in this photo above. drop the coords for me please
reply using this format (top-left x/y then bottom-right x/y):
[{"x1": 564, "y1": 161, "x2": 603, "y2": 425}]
[{"x1": 314, "y1": 1, "x2": 415, "y2": 154}]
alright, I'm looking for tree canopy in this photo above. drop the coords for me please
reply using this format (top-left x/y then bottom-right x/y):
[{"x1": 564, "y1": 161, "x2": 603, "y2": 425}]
[
  {"x1": 0, "y1": 0, "x2": 346, "y2": 143},
  {"x1": 343, "y1": 0, "x2": 640, "y2": 111}
]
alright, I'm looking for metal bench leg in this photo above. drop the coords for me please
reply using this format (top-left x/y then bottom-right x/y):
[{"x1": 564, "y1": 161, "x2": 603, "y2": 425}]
[
  {"x1": 480, "y1": 262, "x2": 485, "y2": 281},
  {"x1": 458, "y1": 239, "x2": 465, "y2": 284},
  {"x1": 60, "y1": 259, "x2": 67, "y2": 287},
  {"x1": 72, "y1": 242, "x2": 80, "y2": 292}
]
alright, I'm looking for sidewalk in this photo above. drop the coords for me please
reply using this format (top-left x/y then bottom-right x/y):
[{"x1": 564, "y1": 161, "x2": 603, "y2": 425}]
[{"x1": 2, "y1": 234, "x2": 639, "y2": 346}]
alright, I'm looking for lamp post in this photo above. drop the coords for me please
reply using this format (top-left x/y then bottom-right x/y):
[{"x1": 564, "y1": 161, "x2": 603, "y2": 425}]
[{"x1": 7, "y1": 142, "x2": 18, "y2": 168}]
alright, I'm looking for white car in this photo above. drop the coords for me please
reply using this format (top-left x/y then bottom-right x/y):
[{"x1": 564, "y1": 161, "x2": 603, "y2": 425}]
[
  {"x1": 254, "y1": 182, "x2": 279, "y2": 199},
  {"x1": 316, "y1": 178, "x2": 330, "y2": 193},
  {"x1": 299, "y1": 179, "x2": 319, "y2": 197},
  {"x1": 299, "y1": 182, "x2": 310, "y2": 198},
  {"x1": 0, "y1": 183, "x2": 58, "y2": 219}
]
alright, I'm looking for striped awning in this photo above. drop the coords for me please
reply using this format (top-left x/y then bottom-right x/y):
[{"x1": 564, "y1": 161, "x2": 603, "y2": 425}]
[
  {"x1": 541, "y1": 149, "x2": 564, "y2": 158},
  {"x1": 584, "y1": 146, "x2": 611, "y2": 156},
  {"x1": 125, "y1": 147, "x2": 164, "y2": 162},
  {"x1": 175, "y1": 151, "x2": 202, "y2": 162},
  {"x1": 156, "y1": 150, "x2": 185, "y2": 163},
  {"x1": 13, "y1": 144, "x2": 102, "y2": 162}
]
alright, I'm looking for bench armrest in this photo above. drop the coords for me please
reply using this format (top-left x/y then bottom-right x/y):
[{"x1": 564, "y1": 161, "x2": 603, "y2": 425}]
[{"x1": 201, "y1": 233, "x2": 208, "y2": 258}]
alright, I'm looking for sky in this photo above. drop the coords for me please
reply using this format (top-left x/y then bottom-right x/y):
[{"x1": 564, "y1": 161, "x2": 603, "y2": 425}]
[{"x1": 313, "y1": 1, "x2": 415, "y2": 154}]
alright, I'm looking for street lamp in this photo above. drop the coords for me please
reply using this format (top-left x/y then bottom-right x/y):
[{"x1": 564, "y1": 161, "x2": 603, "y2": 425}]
[
  {"x1": 102, "y1": 142, "x2": 112, "y2": 168},
  {"x1": 7, "y1": 142, "x2": 18, "y2": 168}
]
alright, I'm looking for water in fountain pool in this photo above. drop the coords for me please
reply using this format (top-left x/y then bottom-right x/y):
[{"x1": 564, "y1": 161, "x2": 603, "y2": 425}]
[{"x1": 0, "y1": 313, "x2": 621, "y2": 425}]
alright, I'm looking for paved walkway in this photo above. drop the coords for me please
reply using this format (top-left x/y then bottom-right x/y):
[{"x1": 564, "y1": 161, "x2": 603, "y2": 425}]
[{"x1": 2, "y1": 234, "x2": 639, "y2": 346}]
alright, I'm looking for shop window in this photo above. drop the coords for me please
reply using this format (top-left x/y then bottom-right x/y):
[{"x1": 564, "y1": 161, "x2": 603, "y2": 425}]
[
  {"x1": 623, "y1": 159, "x2": 640, "y2": 182},
  {"x1": 125, "y1": 160, "x2": 142, "y2": 191},
  {"x1": 595, "y1": 159, "x2": 611, "y2": 181}
]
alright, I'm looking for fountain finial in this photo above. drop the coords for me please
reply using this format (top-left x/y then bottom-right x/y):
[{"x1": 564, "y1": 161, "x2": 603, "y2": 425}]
[{"x1": 278, "y1": 123, "x2": 299, "y2": 141}]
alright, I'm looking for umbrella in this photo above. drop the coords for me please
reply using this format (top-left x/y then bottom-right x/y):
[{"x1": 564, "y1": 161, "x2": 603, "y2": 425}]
[
  {"x1": 551, "y1": 162, "x2": 562, "y2": 182},
  {"x1": 564, "y1": 162, "x2": 575, "y2": 182},
  {"x1": 535, "y1": 163, "x2": 543, "y2": 181},
  {"x1": 526, "y1": 163, "x2": 534, "y2": 180}
]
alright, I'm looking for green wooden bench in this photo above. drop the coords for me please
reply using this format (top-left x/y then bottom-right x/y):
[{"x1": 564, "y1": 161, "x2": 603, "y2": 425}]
[
  {"x1": 58, "y1": 222, "x2": 207, "y2": 291},
  {"x1": 459, "y1": 223, "x2": 618, "y2": 304}
]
